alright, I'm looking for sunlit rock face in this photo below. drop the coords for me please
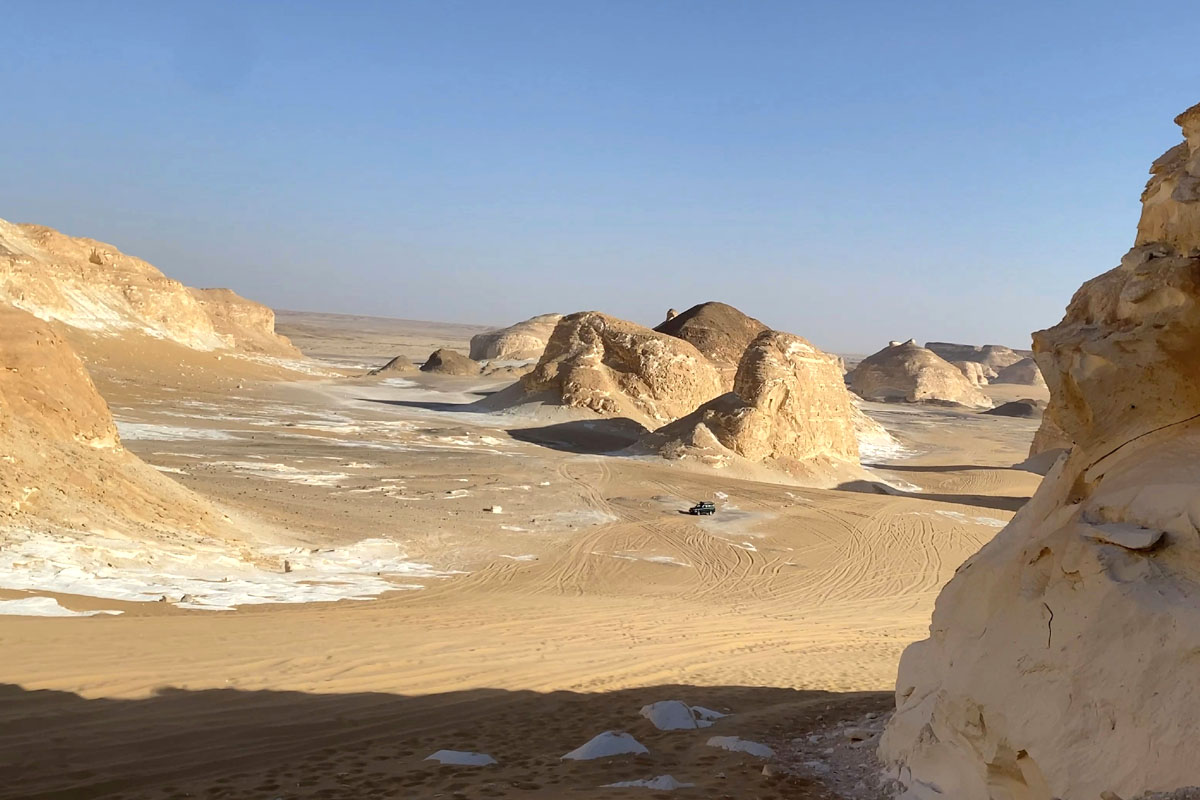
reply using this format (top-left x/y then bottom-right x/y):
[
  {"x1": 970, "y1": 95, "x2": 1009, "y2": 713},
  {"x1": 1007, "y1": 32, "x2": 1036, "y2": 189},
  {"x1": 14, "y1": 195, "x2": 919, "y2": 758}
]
[
  {"x1": 848, "y1": 339, "x2": 993, "y2": 408},
  {"x1": 880, "y1": 103, "x2": 1200, "y2": 800},
  {"x1": 469, "y1": 313, "x2": 563, "y2": 361}
]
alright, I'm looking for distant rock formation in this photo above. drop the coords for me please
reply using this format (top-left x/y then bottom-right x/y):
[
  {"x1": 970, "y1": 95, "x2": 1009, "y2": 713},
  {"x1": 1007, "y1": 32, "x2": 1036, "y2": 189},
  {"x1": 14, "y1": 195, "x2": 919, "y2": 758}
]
[
  {"x1": 420, "y1": 349, "x2": 480, "y2": 375},
  {"x1": 881, "y1": 102, "x2": 1200, "y2": 800},
  {"x1": 520, "y1": 311, "x2": 724, "y2": 427},
  {"x1": 848, "y1": 340, "x2": 992, "y2": 408},
  {"x1": 982, "y1": 398, "x2": 1044, "y2": 418},
  {"x1": 187, "y1": 288, "x2": 300, "y2": 357},
  {"x1": 367, "y1": 355, "x2": 417, "y2": 376},
  {"x1": 925, "y1": 341, "x2": 1027, "y2": 376},
  {"x1": 664, "y1": 308, "x2": 678, "y2": 322},
  {"x1": 0, "y1": 218, "x2": 296, "y2": 355},
  {"x1": 643, "y1": 330, "x2": 860, "y2": 482},
  {"x1": 469, "y1": 313, "x2": 563, "y2": 361},
  {"x1": 0, "y1": 304, "x2": 220, "y2": 535},
  {"x1": 654, "y1": 301, "x2": 769, "y2": 387},
  {"x1": 951, "y1": 360, "x2": 990, "y2": 386},
  {"x1": 991, "y1": 356, "x2": 1046, "y2": 387}
]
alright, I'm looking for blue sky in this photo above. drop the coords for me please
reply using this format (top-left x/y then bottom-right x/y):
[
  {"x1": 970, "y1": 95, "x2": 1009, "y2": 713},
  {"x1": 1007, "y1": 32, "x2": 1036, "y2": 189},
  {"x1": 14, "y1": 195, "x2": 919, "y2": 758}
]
[{"x1": 2, "y1": 0, "x2": 1195, "y2": 353}]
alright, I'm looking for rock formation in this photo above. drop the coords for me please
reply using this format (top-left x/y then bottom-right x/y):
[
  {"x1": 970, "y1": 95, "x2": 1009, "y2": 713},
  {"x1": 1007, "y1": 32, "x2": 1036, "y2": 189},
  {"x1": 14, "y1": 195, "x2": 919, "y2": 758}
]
[
  {"x1": 926, "y1": 341, "x2": 1027, "y2": 375},
  {"x1": 881, "y1": 103, "x2": 1200, "y2": 799},
  {"x1": 520, "y1": 312, "x2": 724, "y2": 427},
  {"x1": 664, "y1": 308, "x2": 679, "y2": 322},
  {"x1": 848, "y1": 340, "x2": 992, "y2": 408},
  {"x1": 1136, "y1": 102, "x2": 1200, "y2": 252},
  {"x1": 469, "y1": 313, "x2": 563, "y2": 361},
  {"x1": 420, "y1": 349, "x2": 480, "y2": 375},
  {"x1": 992, "y1": 356, "x2": 1047, "y2": 387},
  {"x1": 0, "y1": 305, "x2": 220, "y2": 535},
  {"x1": 644, "y1": 330, "x2": 860, "y2": 481},
  {"x1": 654, "y1": 302, "x2": 769, "y2": 387},
  {"x1": 952, "y1": 360, "x2": 990, "y2": 386},
  {"x1": 982, "y1": 398, "x2": 1044, "y2": 418},
  {"x1": 367, "y1": 355, "x2": 417, "y2": 376},
  {"x1": 0, "y1": 218, "x2": 296, "y2": 356}
]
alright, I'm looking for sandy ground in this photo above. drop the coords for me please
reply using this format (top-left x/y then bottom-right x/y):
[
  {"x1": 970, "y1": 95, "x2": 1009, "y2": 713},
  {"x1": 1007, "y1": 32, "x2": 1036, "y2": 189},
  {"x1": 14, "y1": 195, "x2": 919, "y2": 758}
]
[{"x1": 0, "y1": 319, "x2": 1048, "y2": 800}]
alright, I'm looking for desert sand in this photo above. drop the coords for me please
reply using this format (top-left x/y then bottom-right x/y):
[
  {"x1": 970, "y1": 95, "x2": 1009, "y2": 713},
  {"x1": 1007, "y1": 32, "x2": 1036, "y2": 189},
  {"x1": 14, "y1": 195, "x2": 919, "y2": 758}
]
[{"x1": 0, "y1": 293, "x2": 1049, "y2": 799}]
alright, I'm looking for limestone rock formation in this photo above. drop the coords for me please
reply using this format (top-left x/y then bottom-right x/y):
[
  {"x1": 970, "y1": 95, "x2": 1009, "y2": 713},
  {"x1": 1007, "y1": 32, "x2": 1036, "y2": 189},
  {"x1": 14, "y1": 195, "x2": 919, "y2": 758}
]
[
  {"x1": 848, "y1": 340, "x2": 992, "y2": 408},
  {"x1": 926, "y1": 341, "x2": 1027, "y2": 375},
  {"x1": 952, "y1": 360, "x2": 990, "y2": 386},
  {"x1": 644, "y1": 330, "x2": 860, "y2": 481},
  {"x1": 187, "y1": 288, "x2": 299, "y2": 357},
  {"x1": 664, "y1": 308, "x2": 679, "y2": 322},
  {"x1": 469, "y1": 313, "x2": 563, "y2": 361},
  {"x1": 982, "y1": 398, "x2": 1044, "y2": 418},
  {"x1": 367, "y1": 355, "x2": 417, "y2": 376},
  {"x1": 420, "y1": 349, "x2": 480, "y2": 375},
  {"x1": 1136, "y1": 102, "x2": 1200, "y2": 252},
  {"x1": 992, "y1": 356, "x2": 1046, "y2": 387},
  {"x1": 520, "y1": 312, "x2": 724, "y2": 427},
  {"x1": 0, "y1": 304, "x2": 220, "y2": 534},
  {"x1": 654, "y1": 302, "x2": 769, "y2": 387},
  {"x1": 0, "y1": 218, "x2": 296, "y2": 356},
  {"x1": 881, "y1": 103, "x2": 1200, "y2": 800}
]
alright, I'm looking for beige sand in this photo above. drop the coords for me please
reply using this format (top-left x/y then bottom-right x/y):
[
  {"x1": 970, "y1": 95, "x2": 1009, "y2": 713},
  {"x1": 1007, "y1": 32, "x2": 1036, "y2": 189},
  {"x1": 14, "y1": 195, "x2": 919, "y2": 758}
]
[{"x1": 0, "y1": 319, "x2": 1045, "y2": 799}]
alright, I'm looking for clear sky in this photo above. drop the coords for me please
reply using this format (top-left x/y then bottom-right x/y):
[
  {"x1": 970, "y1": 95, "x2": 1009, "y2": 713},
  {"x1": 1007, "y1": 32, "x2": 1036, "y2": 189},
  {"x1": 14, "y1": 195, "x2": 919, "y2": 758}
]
[{"x1": 2, "y1": 0, "x2": 1195, "y2": 353}]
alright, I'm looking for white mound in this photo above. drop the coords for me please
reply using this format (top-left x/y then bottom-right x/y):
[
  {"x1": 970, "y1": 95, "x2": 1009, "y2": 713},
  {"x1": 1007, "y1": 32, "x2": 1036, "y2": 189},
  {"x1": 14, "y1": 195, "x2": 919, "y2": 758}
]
[
  {"x1": 639, "y1": 700, "x2": 726, "y2": 730},
  {"x1": 705, "y1": 736, "x2": 774, "y2": 758},
  {"x1": 0, "y1": 596, "x2": 122, "y2": 617},
  {"x1": 604, "y1": 775, "x2": 695, "y2": 790},
  {"x1": 424, "y1": 750, "x2": 497, "y2": 766},
  {"x1": 561, "y1": 731, "x2": 649, "y2": 760}
]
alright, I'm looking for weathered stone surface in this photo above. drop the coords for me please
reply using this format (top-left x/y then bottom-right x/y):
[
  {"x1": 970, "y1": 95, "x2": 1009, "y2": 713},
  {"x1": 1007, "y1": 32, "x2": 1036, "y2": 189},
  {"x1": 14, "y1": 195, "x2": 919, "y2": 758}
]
[
  {"x1": 925, "y1": 341, "x2": 1027, "y2": 373},
  {"x1": 520, "y1": 311, "x2": 724, "y2": 427},
  {"x1": 951, "y1": 360, "x2": 990, "y2": 386},
  {"x1": 848, "y1": 340, "x2": 992, "y2": 408},
  {"x1": 188, "y1": 288, "x2": 300, "y2": 357},
  {"x1": 1136, "y1": 102, "x2": 1200, "y2": 252},
  {"x1": 654, "y1": 302, "x2": 769, "y2": 387},
  {"x1": 643, "y1": 330, "x2": 861, "y2": 483},
  {"x1": 469, "y1": 313, "x2": 563, "y2": 361},
  {"x1": 881, "y1": 102, "x2": 1200, "y2": 800},
  {"x1": 992, "y1": 356, "x2": 1046, "y2": 387},
  {"x1": 983, "y1": 398, "x2": 1044, "y2": 418},
  {"x1": 420, "y1": 348, "x2": 480, "y2": 375},
  {"x1": 367, "y1": 355, "x2": 417, "y2": 376}
]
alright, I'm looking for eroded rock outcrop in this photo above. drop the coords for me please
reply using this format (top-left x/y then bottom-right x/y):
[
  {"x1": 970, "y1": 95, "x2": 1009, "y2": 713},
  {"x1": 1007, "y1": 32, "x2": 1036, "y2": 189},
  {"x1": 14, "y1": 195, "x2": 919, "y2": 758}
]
[
  {"x1": 926, "y1": 341, "x2": 1027, "y2": 375},
  {"x1": 654, "y1": 302, "x2": 769, "y2": 387},
  {"x1": 644, "y1": 330, "x2": 860, "y2": 481},
  {"x1": 420, "y1": 349, "x2": 480, "y2": 375},
  {"x1": 0, "y1": 218, "x2": 296, "y2": 356},
  {"x1": 520, "y1": 312, "x2": 723, "y2": 427},
  {"x1": 367, "y1": 355, "x2": 417, "y2": 376},
  {"x1": 848, "y1": 340, "x2": 992, "y2": 408},
  {"x1": 952, "y1": 360, "x2": 990, "y2": 386},
  {"x1": 881, "y1": 103, "x2": 1200, "y2": 800},
  {"x1": 992, "y1": 356, "x2": 1047, "y2": 387},
  {"x1": 469, "y1": 313, "x2": 563, "y2": 361}
]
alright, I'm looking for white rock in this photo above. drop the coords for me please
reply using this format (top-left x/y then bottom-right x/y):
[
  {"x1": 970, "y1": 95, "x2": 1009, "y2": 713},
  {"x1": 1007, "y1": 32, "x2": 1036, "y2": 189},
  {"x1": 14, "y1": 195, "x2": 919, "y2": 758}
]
[
  {"x1": 639, "y1": 700, "x2": 722, "y2": 730},
  {"x1": 423, "y1": 750, "x2": 497, "y2": 766},
  {"x1": 561, "y1": 731, "x2": 649, "y2": 761},
  {"x1": 603, "y1": 775, "x2": 694, "y2": 790},
  {"x1": 705, "y1": 736, "x2": 774, "y2": 759}
]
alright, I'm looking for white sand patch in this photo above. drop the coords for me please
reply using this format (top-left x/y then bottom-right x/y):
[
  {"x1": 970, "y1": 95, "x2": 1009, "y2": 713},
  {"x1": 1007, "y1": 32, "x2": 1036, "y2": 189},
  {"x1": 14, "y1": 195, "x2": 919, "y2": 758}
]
[
  {"x1": 706, "y1": 736, "x2": 774, "y2": 758},
  {"x1": 933, "y1": 510, "x2": 1007, "y2": 528},
  {"x1": 152, "y1": 466, "x2": 189, "y2": 475},
  {"x1": 424, "y1": 750, "x2": 497, "y2": 766},
  {"x1": 546, "y1": 509, "x2": 619, "y2": 527},
  {"x1": 605, "y1": 553, "x2": 690, "y2": 567},
  {"x1": 229, "y1": 353, "x2": 344, "y2": 377},
  {"x1": 499, "y1": 554, "x2": 536, "y2": 561},
  {"x1": 208, "y1": 462, "x2": 349, "y2": 487},
  {"x1": 441, "y1": 489, "x2": 471, "y2": 500},
  {"x1": 562, "y1": 731, "x2": 649, "y2": 760},
  {"x1": 0, "y1": 596, "x2": 122, "y2": 617},
  {"x1": 500, "y1": 526, "x2": 529, "y2": 532},
  {"x1": 640, "y1": 701, "x2": 722, "y2": 731},
  {"x1": 115, "y1": 422, "x2": 236, "y2": 441},
  {"x1": 604, "y1": 775, "x2": 694, "y2": 790},
  {"x1": 0, "y1": 530, "x2": 455, "y2": 611}
]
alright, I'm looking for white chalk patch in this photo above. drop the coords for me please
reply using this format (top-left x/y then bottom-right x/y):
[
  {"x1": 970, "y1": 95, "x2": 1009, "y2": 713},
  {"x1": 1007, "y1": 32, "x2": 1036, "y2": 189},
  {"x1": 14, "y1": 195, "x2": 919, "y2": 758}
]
[
  {"x1": 499, "y1": 554, "x2": 537, "y2": 561},
  {"x1": 209, "y1": 461, "x2": 349, "y2": 487},
  {"x1": 604, "y1": 775, "x2": 694, "y2": 790},
  {"x1": 115, "y1": 422, "x2": 236, "y2": 441},
  {"x1": 933, "y1": 510, "x2": 1007, "y2": 528},
  {"x1": 152, "y1": 465, "x2": 189, "y2": 475},
  {"x1": 640, "y1": 701, "x2": 716, "y2": 731},
  {"x1": 0, "y1": 596, "x2": 122, "y2": 617},
  {"x1": 561, "y1": 731, "x2": 649, "y2": 760},
  {"x1": 691, "y1": 706, "x2": 727, "y2": 722},
  {"x1": 499, "y1": 526, "x2": 528, "y2": 532},
  {"x1": 706, "y1": 736, "x2": 774, "y2": 758},
  {"x1": 424, "y1": 750, "x2": 497, "y2": 766}
]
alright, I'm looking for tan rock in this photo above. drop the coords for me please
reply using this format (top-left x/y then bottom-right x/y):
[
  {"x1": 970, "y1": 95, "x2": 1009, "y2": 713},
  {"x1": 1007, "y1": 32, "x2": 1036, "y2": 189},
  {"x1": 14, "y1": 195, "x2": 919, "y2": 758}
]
[
  {"x1": 1136, "y1": 102, "x2": 1200, "y2": 252},
  {"x1": 644, "y1": 331, "x2": 860, "y2": 482},
  {"x1": 420, "y1": 349, "x2": 480, "y2": 375},
  {"x1": 469, "y1": 313, "x2": 563, "y2": 361},
  {"x1": 664, "y1": 308, "x2": 679, "y2": 322},
  {"x1": 520, "y1": 311, "x2": 723, "y2": 427},
  {"x1": 881, "y1": 102, "x2": 1200, "y2": 800},
  {"x1": 188, "y1": 288, "x2": 299, "y2": 357},
  {"x1": 367, "y1": 355, "x2": 417, "y2": 376},
  {"x1": 654, "y1": 302, "x2": 769, "y2": 387},
  {"x1": 991, "y1": 356, "x2": 1046, "y2": 387},
  {"x1": 848, "y1": 340, "x2": 992, "y2": 408},
  {"x1": 926, "y1": 341, "x2": 1026, "y2": 373},
  {"x1": 951, "y1": 360, "x2": 990, "y2": 386}
]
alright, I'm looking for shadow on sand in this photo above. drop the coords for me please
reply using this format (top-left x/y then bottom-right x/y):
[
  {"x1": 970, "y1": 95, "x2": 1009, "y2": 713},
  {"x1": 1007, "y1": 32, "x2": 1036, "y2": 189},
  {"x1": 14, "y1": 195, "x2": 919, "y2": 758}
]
[
  {"x1": 507, "y1": 419, "x2": 649, "y2": 455},
  {"x1": 0, "y1": 682, "x2": 890, "y2": 800},
  {"x1": 835, "y1": 480, "x2": 1028, "y2": 513}
]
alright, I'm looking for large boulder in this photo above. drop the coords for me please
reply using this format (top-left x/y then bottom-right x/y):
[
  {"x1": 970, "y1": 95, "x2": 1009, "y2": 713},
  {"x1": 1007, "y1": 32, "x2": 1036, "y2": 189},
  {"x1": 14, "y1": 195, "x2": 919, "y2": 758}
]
[
  {"x1": 644, "y1": 330, "x2": 860, "y2": 481},
  {"x1": 926, "y1": 341, "x2": 1027, "y2": 374},
  {"x1": 520, "y1": 311, "x2": 724, "y2": 427},
  {"x1": 420, "y1": 349, "x2": 480, "y2": 375},
  {"x1": 951, "y1": 360, "x2": 990, "y2": 386},
  {"x1": 848, "y1": 340, "x2": 992, "y2": 408},
  {"x1": 992, "y1": 356, "x2": 1047, "y2": 387},
  {"x1": 654, "y1": 301, "x2": 769, "y2": 387},
  {"x1": 469, "y1": 313, "x2": 563, "y2": 361},
  {"x1": 881, "y1": 103, "x2": 1200, "y2": 800}
]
